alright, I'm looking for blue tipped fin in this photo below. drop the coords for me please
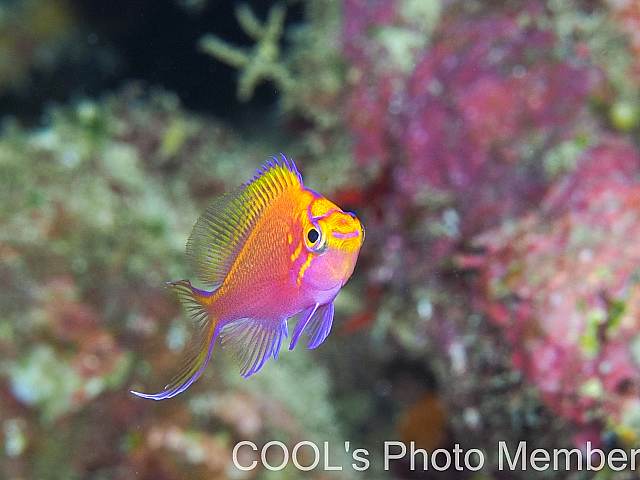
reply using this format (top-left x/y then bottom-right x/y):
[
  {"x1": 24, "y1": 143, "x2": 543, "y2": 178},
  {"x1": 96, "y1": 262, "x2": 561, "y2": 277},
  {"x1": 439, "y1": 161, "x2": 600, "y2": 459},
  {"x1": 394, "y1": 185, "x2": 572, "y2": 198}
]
[
  {"x1": 220, "y1": 317, "x2": 289, "y2": 377},
  {"x1": 289, "y1": 302, "x2": 335, "y2": 350},
  {"x1": 289, "y1": 304, "x2": 317, "y2": 350},
  {"x1": 131, "y1": 280, "x2": 217, "y2": 400},
  {"x1": 307, "y1": 302, "x2": 334, "y2": 349},
  {"x1": 186, "y1": 153, "x2": 302, "y2": 288}
]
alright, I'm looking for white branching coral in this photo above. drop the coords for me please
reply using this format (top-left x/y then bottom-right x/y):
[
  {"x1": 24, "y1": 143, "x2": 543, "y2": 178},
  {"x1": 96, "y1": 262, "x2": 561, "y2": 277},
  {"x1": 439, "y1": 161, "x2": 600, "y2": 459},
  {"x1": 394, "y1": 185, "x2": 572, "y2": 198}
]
[{"x1": 198, "y1": 3, "x2": 294, "y2": 102}]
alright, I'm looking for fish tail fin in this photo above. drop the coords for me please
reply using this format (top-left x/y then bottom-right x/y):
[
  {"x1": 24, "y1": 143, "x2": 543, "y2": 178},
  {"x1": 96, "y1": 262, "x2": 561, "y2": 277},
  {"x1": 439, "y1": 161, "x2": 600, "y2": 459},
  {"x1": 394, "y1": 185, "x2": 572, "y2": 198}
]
[{"x1": 131, "y1": 280, "x2": 218, "y2": 400}]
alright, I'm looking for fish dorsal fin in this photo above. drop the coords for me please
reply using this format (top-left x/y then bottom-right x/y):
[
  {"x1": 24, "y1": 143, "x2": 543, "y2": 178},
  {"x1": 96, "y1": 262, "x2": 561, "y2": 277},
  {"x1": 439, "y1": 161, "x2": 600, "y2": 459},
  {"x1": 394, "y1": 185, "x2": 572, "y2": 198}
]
[{"x1": 186, "y1": 154, "x2": 303, "y2": 288}]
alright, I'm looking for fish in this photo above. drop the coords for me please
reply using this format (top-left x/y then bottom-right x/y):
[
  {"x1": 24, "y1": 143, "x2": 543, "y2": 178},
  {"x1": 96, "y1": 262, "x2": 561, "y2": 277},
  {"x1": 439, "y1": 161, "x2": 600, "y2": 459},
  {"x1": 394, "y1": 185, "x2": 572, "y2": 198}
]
[{"x1": 131, "y1": 153, "x2": 364, "y2": 400}]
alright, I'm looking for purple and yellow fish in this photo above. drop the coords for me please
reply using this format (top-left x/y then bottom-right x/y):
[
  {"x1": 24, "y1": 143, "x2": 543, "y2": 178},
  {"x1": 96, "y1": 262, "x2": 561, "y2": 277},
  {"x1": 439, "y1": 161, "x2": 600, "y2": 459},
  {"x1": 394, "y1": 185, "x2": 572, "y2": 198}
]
[{"x1": 132, "y1": 154, "x2": 364, "y2": 400}]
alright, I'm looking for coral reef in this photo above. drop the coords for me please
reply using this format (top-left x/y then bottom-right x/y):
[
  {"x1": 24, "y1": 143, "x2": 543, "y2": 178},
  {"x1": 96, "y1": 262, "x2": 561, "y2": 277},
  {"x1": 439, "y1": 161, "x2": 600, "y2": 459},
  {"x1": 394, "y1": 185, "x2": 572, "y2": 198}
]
[
  {"x1": 5, "y1": 0, "x2": 640, "y2": 478},
  {"x1": 198, "y1": 1, "x2": 640, "y2": 476},
  {"x1": 337, "y1": 1, "x2": 608, "y2": 314},
  {"x1": 473, "y1": 136, "x2": 640, "y2": 446},
  {"x1": 0, "y1": 87, "x2": 351, "y2": 480},
  {"x1": 334, "y1": 0, "x2": 640, "y2": 476}
]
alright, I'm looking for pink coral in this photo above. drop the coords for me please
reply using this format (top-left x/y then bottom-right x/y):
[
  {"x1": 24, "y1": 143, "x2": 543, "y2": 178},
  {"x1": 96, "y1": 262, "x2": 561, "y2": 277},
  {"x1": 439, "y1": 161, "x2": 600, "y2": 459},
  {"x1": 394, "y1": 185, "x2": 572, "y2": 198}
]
[
  {"x1": 341, "y1": 0, "x2": 640, "y2": 454},
  {"x1": 393, "y1": 12, "x2": 597, "y2": 212},
  {"x1": 342, "y1": 1, "x2": 603, "y2": 292},
  {"x1": 474, "y1": 137, "x2": 640, "y2": 440}
]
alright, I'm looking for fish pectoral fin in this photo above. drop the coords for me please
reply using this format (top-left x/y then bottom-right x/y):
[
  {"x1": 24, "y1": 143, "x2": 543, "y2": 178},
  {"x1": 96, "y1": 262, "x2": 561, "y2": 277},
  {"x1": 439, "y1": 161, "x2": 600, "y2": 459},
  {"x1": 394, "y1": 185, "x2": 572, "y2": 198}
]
[
  {"x1": 131, "y1": 280, "x2": 217, "y2": 400},
  {"x1": 289, "y1": 302, "x2": 335, "y2": 351},
  {"x1": 220, "y1": 317, "x2": 288, "y2": 377}
]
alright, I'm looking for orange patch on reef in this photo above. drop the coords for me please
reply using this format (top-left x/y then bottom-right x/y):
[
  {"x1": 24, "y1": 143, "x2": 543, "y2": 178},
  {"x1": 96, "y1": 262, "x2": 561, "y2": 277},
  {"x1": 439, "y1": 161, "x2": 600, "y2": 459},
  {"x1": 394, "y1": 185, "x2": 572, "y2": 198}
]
[
  {"x1": 339, "y1": 310, "x2": 375, "y2": 335},
  {"x1": 398, "y1": 392, "x2": 448, "y2": 452}
]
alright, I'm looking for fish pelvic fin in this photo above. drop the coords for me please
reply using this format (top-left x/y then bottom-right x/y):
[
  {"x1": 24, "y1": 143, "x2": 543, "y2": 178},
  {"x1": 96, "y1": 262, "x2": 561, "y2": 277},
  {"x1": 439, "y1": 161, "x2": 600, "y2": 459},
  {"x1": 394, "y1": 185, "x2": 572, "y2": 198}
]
[
  {"x1": 289, "y1": 302, "x2": 335, "y2": 351},
  {"x1": 131, "y1": 280, "x2": 217, "y2": 400}
]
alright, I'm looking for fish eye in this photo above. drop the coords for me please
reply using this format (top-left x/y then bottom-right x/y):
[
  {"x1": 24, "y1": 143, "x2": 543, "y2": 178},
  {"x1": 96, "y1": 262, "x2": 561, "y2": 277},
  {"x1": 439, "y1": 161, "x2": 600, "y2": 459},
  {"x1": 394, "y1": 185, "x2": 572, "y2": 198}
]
[
  {"x1": 304, "y1": 224, "x2": 327, "y2": 254},
  {"x1": 307, "y1": 228, "x2": 319, "y2": 244}
]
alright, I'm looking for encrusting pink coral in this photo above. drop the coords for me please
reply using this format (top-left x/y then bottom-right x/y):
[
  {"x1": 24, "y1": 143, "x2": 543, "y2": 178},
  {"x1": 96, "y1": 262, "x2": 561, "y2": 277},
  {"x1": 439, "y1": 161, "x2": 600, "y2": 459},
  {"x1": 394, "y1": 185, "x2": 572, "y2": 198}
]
[{"x1": 472, "y1": 137, "x2": 640, "y2": 442}]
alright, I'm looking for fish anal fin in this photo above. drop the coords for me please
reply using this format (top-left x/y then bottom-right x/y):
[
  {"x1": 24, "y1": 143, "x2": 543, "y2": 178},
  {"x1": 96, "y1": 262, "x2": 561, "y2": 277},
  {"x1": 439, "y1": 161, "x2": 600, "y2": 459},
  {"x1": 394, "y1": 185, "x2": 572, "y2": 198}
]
[
  {"x1": 186, "y1": 154, "x2": 303, "y2": 288},
  {"x1": 220, "y1": 317, "x2": 288, "y2": 377},
  {"x1": 131, "y1": 280, "x2": 217, "y2": 400}
]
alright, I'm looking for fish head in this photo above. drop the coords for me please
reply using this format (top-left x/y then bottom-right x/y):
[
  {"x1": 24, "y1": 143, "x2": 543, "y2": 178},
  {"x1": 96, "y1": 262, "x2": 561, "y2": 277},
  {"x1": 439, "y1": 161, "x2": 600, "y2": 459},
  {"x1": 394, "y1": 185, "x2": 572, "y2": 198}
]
[{"x1": 298, "y1": 194, "x2": 364, "y2": 292}]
